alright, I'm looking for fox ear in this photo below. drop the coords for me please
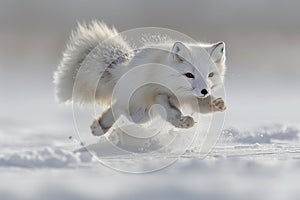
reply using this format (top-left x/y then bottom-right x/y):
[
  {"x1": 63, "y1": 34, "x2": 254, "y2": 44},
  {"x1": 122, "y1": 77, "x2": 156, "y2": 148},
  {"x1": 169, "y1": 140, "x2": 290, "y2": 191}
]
[
  {"x1": 171, "y1": 42, "x2": 190, "y2": 62},
  {"x1": 207, "y1": 41, "x2": 226, "y2": 63}
]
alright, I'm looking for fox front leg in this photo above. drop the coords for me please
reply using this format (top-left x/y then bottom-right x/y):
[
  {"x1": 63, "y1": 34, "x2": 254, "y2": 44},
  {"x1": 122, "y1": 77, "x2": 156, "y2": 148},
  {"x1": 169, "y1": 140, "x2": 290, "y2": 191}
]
[
  {"x1": 197, "y1": 95, "x2": 227, "y2": 114},
  {"x1": 90, "y1": 108, "x2": 116, "y2": 136},
  {"x1": 154, "y1": 94, "x2": 194, "y2": 129}
]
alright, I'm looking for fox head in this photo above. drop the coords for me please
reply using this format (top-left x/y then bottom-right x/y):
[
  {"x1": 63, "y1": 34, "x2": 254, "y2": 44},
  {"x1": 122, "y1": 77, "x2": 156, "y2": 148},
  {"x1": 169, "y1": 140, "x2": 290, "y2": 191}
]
[
  {"x1": 167, "y1": 41, "x2": 226, "y2": 98},
  {"x1": 127, "y1": 40, "x2": 226, "y2": 101}
]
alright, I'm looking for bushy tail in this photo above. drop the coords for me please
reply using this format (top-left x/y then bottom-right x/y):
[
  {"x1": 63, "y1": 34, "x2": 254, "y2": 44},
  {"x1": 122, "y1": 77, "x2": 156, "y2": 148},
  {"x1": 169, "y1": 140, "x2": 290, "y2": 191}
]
[{"x1": 53, "y1": 21, "x2": 133, "y2": 103}]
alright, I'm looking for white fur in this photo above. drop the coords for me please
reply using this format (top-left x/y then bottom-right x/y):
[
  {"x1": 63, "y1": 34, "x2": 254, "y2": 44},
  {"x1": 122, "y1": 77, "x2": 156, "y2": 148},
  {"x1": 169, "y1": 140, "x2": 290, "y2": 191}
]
[
  {"x1": 53, "y1": 21, "x2": 133, "y2": 103},
  {"x1": 53, "y1": 21, "x2": 226, "y2": 135}
]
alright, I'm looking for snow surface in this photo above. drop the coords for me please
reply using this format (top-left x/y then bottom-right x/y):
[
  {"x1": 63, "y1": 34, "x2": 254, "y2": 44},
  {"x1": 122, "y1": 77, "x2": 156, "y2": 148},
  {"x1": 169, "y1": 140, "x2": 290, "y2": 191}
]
[{"x1": 1, "y1": 124, "x2": 300, "y2": 200}]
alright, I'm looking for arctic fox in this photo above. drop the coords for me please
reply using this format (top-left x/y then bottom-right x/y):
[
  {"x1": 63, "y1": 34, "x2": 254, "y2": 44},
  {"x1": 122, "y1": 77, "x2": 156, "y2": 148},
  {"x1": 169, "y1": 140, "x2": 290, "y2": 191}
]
[{"x1": 54, "y1": 21, "x2": 227, "y2": 136}]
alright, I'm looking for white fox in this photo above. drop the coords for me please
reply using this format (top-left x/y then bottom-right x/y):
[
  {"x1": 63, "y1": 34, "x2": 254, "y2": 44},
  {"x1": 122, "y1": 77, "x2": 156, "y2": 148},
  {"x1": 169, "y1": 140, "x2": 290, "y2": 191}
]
[{"x1": 54, "y1": 21, "x2": 227, "y2": 136}]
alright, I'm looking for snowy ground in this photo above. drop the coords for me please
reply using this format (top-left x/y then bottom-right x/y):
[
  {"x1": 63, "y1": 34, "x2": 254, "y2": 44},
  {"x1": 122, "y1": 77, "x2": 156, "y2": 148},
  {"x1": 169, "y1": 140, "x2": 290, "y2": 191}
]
[{"x1": 1, "y1": 122, "x2": 300, "y2": 200}]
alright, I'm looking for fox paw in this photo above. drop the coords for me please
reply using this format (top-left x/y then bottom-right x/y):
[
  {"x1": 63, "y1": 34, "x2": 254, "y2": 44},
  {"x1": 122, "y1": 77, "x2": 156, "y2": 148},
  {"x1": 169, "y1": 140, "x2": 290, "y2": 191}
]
[
  {"x1": 90, "y1": 118, "x2": 106, "y2": 136},
  {"x1": 178, "y1": 116, "x2": 195, "y2": 128},
  {"x1": 212, "y1": 98, "x2": 227, "y2": 112}
]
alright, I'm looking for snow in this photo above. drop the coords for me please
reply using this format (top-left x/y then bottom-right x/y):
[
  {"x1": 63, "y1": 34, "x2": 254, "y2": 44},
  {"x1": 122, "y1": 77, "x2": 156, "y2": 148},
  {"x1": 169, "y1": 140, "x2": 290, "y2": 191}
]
[
  {"x1": 1, "y1": 152, "x2": 300, "y2": 200},
  {"x1": 227, "y1": 124, "x2": 300, "y2": 144},
  {"x1": 1, "y1": 124, "x2": 300, "y2": 200},
  {"x1": 0, "y1": 147, "x2": 92, "y2": 168},
  {"x1": 1, "y1": 124, "x2": 298, "y2": 170}
]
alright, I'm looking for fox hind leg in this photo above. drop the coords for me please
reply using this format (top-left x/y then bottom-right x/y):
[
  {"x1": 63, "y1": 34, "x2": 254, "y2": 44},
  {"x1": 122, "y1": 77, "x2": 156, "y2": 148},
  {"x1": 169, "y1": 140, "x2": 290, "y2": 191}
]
[{"x1": 90, "y1": 108, "x2": 115, "y2": 136}]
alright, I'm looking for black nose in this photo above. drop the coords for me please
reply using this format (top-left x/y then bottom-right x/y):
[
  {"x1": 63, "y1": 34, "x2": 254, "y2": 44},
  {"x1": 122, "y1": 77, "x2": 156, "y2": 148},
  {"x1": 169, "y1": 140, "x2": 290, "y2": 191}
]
[{"x1": 201, "y1": 89, "x2": 208, "y2": 95}]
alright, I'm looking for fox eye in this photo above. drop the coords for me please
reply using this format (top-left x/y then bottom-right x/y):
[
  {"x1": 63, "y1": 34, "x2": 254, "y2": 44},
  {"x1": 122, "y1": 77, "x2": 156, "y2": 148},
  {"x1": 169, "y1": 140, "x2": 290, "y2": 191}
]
[
  {"x1": 208, "y1": 72, "x2": 214, "y2": 78},
  {"x1": 184, "y1": 72, "x2": 195, "y2": 79}
]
